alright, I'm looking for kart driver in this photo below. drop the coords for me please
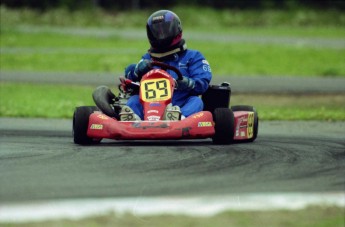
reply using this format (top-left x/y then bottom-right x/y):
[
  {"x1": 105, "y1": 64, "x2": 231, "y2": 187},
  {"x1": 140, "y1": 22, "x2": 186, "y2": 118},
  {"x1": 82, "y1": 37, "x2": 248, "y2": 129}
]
[{"x1": 120, "y1": 10, "x2": 212, "y2": 121}]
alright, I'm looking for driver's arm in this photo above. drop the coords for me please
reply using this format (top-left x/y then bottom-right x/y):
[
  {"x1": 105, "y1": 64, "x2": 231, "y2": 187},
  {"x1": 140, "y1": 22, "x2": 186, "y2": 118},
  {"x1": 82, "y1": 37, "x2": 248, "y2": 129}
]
[
  {"x1": 124, "y1": 54, "x2": 151, "y2": 82},
  {"x1": 188, "y1": 51, "x2": 212, "y2": 95}
]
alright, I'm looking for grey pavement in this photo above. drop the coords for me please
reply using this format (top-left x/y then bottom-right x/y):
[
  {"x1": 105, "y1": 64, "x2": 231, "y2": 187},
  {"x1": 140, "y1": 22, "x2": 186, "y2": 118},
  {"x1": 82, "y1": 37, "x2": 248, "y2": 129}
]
[{"x1": 1, "y1": 71, "x2": 344, "y2": 94}]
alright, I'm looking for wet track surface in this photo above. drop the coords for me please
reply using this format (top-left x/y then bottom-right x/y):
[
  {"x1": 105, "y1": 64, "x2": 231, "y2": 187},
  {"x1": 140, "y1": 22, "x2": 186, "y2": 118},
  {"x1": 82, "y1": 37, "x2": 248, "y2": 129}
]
[{"x1": 0, "y1": 118, "x2": 344, "y2": 202}]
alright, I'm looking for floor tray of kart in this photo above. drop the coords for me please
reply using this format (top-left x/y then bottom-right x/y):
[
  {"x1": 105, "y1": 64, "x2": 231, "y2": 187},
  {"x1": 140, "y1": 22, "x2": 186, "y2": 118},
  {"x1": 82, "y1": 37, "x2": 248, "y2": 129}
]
[{"x1": 73, "y1": 62, "x2": 258, "y2": 145}]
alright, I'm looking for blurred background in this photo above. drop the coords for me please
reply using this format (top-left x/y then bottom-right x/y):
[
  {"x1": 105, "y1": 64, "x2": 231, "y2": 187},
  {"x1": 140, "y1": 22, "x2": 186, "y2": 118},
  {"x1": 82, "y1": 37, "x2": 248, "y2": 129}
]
[
  {"x1": 0, "y1": 0, "x2": 344, "y2": 119},
  {"x1": 1, "y1": 0, "x2": 345, "y2": 10}
]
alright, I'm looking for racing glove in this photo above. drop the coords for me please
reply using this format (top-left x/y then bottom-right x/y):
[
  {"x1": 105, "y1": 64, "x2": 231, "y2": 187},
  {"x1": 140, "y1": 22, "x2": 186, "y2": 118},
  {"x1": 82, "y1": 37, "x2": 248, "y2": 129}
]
[
  {"x1": 134, "y1": 59, "x2": 152, "y2": 80},
  {"x1": 176, "y1": 76, "x2": 195, "y2": 91}
]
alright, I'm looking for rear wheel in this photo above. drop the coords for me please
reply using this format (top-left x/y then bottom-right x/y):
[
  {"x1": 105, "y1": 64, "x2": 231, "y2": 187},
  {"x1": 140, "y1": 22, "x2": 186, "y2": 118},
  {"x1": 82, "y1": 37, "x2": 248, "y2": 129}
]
[
  {"x1": 212, "y1": 108, "x2": 235, "y2": 144},
  {"x1": 73, "y1": 106, "x2": 100, "y2": 145},
  {"x1": 231, "y1": 105, "x2": 259, "y2": 142}
]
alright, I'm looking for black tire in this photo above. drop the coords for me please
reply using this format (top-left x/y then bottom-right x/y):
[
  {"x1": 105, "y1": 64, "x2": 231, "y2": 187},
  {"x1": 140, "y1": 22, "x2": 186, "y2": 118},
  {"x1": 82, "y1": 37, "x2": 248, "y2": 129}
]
[
  {"x1": 73, "y1": 106, "x2": 100, "y2": 145},
  {"x1": 212, "y1": 108, "x2": 235, "y2": 145},
  {"x1": 92, "y1": 86, "x2": 118, "y2": 118},
  {"x1": 231, "y1": 105, "x2": 259, "y2": 142}
]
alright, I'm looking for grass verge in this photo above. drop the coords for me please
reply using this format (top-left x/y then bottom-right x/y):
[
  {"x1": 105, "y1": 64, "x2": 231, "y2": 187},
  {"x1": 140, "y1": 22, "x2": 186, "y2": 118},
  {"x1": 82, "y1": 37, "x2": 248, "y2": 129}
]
[
  {"x1": 1, "y1": 27, "x2": 344, "y2": 77},
  {"x1": 1, "y1": 206, "x2": 344, "y2": 227},
  {"x1": 1, "y1": 7, "x2": 344, "y2": 77},
  {"x1": 1, "y1": 30, "x2": 344, "y2": 76},
  {"x1": 1, "y1": 6, "x2": 345, "y2": 29},
  {"x1": 1, "y1": 83, "x2": 344, "y2": 121}
]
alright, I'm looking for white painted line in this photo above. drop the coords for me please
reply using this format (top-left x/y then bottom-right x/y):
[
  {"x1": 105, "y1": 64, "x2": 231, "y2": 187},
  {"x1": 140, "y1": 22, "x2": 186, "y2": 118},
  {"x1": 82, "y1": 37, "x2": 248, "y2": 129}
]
[{"x1": 0, "y1": 193, "x2": 344, "y2": 223}]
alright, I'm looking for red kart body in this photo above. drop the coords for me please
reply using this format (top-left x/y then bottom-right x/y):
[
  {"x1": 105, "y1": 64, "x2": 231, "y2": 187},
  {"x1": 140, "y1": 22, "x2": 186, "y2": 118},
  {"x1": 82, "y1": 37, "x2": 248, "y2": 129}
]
[
  {"x1": 233, "y1": 111, "x2": 256, "y2": 140},
  {"x1": 86, "y1": 110, "x2": 254, "y2": 141},
  {"x1": 87, "y1": 111, "x2": 215, "y2": 140},
  {"x1": 73, "y1": 62, "x2": 258, "y2": 144}
]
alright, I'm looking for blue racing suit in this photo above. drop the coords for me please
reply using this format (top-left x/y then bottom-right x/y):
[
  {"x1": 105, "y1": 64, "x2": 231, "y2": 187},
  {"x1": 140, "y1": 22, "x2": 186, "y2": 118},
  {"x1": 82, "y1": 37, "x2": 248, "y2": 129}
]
[{"x1": 124, "y1": 49, "x2": 212, "y2": 119}]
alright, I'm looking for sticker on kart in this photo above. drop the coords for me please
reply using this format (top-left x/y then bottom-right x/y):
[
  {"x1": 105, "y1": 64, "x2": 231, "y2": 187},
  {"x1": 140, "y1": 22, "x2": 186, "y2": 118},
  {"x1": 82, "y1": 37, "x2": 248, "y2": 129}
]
[
  {"x1": 247, "y1": 112, "x2": 254, "y2": 138},
  {"x1": 198, "y1": 121, "x2": 212, "y2": 127}
]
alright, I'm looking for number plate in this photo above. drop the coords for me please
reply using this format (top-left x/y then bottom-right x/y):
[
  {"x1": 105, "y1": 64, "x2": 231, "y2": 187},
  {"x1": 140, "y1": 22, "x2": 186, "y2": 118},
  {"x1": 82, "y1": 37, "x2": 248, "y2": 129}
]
[{"x1": 141, "y1": 78, "x2": 172, "y2": 102}]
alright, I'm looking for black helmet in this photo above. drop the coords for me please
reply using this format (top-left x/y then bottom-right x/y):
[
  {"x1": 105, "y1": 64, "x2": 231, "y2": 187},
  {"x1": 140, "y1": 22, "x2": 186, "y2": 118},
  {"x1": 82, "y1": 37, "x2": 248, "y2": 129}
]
[{"x1": 146, "y1": 10, "x2": 183, "y2": 50}]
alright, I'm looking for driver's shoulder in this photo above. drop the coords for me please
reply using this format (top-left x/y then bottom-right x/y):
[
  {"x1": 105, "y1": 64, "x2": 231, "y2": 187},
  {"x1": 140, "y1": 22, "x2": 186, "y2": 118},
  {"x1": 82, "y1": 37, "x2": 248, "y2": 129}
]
[
  {"x1": 184, "y1": 49, "x2": 201, "y2": 56},
  {"x1": 143, "y1": 53, "x2": 151, "y2": 59},
  {"x1": 183, "y1": 49, "x2": 206, "y2": 60}
]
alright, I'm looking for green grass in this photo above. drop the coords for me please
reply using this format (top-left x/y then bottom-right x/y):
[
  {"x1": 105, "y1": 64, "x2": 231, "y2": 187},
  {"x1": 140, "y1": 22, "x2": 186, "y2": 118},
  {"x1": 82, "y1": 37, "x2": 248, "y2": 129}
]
[
  {"x1": 196, "y1": 41, "x2": 345, "y2": 77},
  {"x1": 1, "y1": 6, "x2": 345, "y2": 77},
  {"x1": 233, "y1": 94, "x2": 345, "y2": 121},
  {"x1": 0, "y1": 31, "x2": 146, "y2": 73},
  {"x1": 1, "y1": 83, "x2": 344, "y2": 121},
  {"x1": 1, "y1": 206, "x2": 344, "y2": 227},
  {"x1": 1, "y1": 29, "x2": 344, "y2": 76},
  {"x1": 0, "y1": 83, "x2": 95, "y2": 118}
]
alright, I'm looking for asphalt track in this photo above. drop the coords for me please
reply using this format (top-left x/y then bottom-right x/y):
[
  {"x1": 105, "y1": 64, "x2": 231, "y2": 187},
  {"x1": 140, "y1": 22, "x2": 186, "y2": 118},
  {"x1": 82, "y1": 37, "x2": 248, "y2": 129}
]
[
  {"x1": 0, "y1": 73, "x2": 345, "y2": 204},
  {"x1": 0, "y1": 118, "x2": 345, "y2": 203}
]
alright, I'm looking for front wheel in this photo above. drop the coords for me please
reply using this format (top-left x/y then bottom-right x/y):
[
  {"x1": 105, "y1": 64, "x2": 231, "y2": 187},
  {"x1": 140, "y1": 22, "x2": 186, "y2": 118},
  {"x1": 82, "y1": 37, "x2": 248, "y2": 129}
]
[
  {"x1": 212, "y1": 108, "x2": 235, "y2": 145},
  {"x1": 73, "y1": 106, "x2": 100, "y2": 145}
]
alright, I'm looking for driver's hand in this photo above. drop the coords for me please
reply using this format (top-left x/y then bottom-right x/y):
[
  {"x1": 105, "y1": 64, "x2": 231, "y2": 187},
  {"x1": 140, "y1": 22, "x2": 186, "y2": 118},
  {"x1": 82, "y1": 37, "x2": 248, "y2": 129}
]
[
  {"x1": 134, "y1": 59, "x2": 152, "y2": 79},
  {"x1": 176, "y1": 76, "x2": 195, "y2": 91}
]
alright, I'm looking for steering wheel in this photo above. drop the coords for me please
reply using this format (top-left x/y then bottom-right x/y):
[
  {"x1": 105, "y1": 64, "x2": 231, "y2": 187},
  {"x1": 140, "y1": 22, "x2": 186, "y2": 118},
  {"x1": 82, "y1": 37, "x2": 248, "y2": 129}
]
[{"x1": 150, "y1": 61, "x2": 183, "y2": 81}]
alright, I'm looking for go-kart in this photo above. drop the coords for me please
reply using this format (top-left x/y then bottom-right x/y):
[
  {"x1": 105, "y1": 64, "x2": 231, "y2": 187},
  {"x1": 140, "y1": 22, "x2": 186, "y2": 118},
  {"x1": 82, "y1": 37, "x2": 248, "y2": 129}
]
[{"x1": 73, "y1": 62, "x2": 258, "y2": 145}]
